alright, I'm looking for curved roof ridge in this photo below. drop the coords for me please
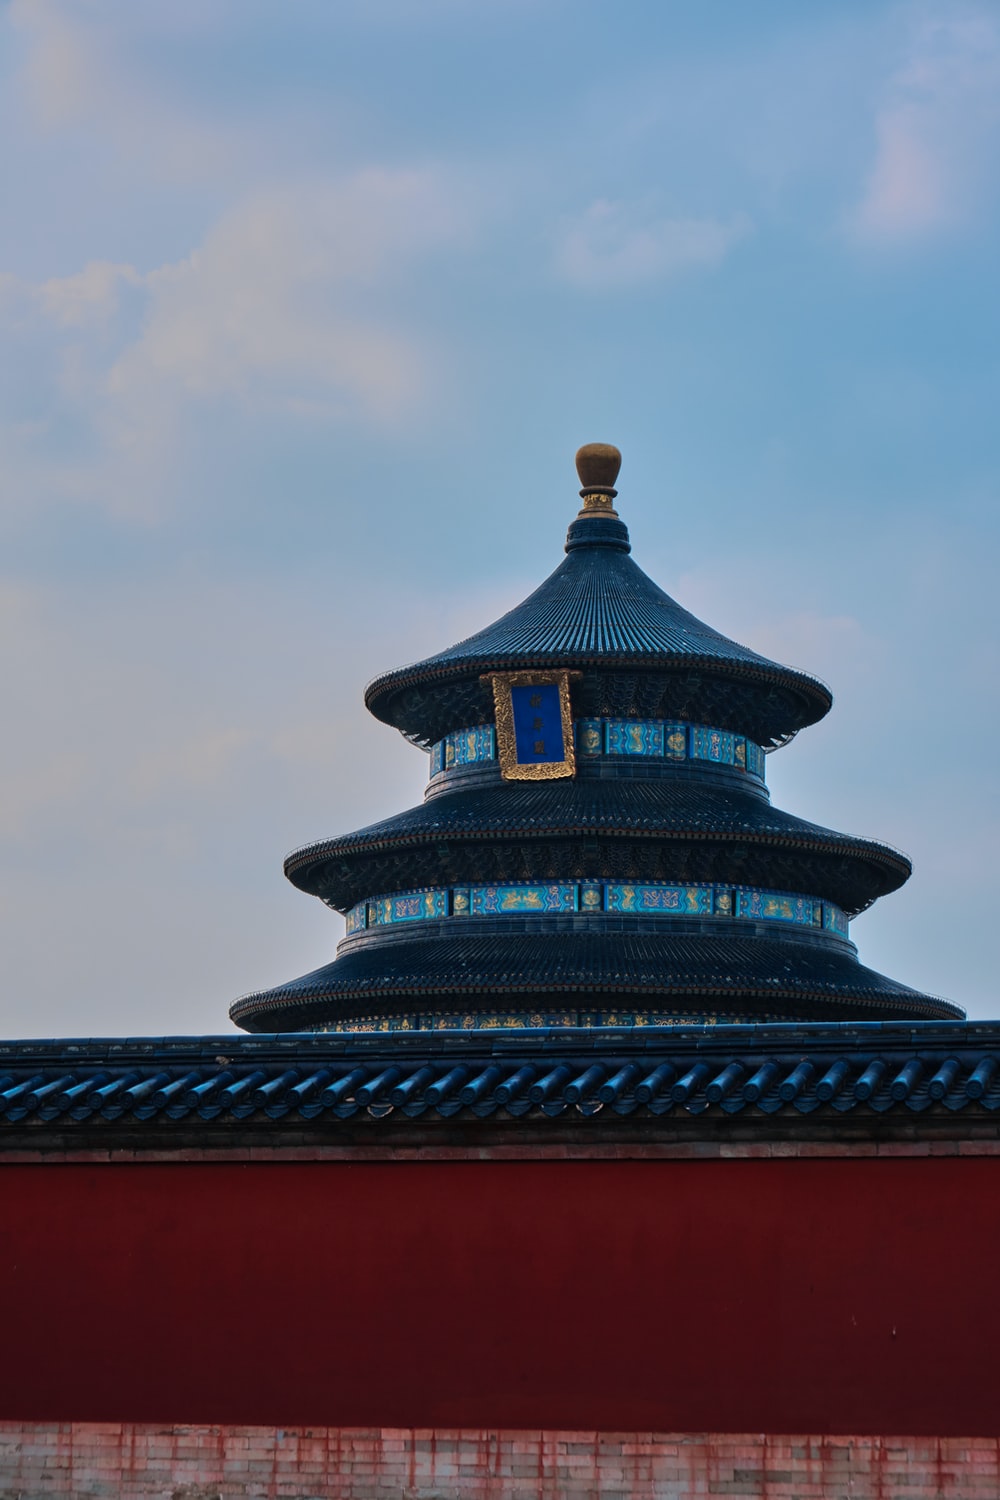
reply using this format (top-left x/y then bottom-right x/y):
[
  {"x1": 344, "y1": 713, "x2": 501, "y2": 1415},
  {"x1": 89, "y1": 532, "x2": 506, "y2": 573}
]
[
  {"x1": 375, "y1": 548, "x2": 777, "y2": 670},
  {"x1": 283, "y1": 782, "x2": 910, "y2": 870},
  {"x1": 364, "y1": 537, "x2": 832, "y2": 740},
  {"x1": 281, "y1": 780, "x2": 912, "y2": 916},
  {"x1": 231, "y1": 932, "x2": 961, "y2": 1027}
]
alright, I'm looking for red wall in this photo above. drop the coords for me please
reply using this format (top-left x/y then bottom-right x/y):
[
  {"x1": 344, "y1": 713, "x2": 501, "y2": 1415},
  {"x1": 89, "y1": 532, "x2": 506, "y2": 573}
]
[{"x1": 1, "y1": 1157, "x2": 995, "y2": 1433}]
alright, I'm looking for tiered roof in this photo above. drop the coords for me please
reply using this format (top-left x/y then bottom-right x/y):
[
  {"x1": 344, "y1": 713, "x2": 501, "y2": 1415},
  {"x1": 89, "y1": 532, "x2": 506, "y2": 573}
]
[
  {"x1": 232, "y1": 445, "x2": 959, "y2": 1032},
  {"x1": 364, "y1": 502, "x2": 831, "y2": 748}
]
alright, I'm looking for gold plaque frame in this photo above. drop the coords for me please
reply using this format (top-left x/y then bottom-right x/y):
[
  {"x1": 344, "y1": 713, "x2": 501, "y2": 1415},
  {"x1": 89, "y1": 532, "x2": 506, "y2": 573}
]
[{"x1": 482, "y1": 670, "x2": 578, "y2": 781}]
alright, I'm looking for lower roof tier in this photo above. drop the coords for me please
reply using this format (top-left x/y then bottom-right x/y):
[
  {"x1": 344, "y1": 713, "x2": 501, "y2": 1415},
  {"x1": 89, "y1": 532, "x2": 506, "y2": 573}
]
[
  {"x1": 286, "y1": 779, "x2": 910, "y2": 916},
  {"x1": 230, "y1": 930, "x2": 959, "y2": 1032}
]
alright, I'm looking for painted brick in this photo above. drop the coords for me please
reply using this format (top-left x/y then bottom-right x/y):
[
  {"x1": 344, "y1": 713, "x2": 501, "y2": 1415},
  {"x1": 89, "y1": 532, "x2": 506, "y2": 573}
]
[{"x1": 1, "y1": 1425, "x2": 1000, "y2": 1498}]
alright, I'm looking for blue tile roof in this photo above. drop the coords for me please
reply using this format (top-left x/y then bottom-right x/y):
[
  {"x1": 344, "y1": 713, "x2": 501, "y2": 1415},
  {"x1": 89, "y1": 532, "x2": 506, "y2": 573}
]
[
  {"x1": 231, "y1": 934, "x2": 959, "y2": 1033},
  {"x1": 284, "y1": 778, "x2": 911, "y2": 916},
  {"x1": 365, "y1": 516, "x2": 832, "y2": 747},
  {"x1": 1, "y1": 1022, "x2": 996, "y2": 1129}
]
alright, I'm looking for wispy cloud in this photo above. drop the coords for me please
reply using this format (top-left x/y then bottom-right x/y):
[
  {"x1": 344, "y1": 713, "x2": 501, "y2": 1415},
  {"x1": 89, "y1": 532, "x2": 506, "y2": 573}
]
[
  {"x1": 0, "y1": 170, "x2": 471, "y2": 521},
  {"x1": 111, "y1": 172, "x2": 464, "y2": 415},
  {"x1": 8, "y1": 0, "x2": 237, "y2": 182},
  {"x1": 39, "y1": 261, "x2": 142, "y2": 326},
  {"x1": 850, "y1": 5, "x2": 1000, "y2": 243},
  {"x1": 555, "y1": 200, "x2": 750, "y2": 289},
  {"x1": 9, "y1": 0, "x2": 106, "y2": 130}
]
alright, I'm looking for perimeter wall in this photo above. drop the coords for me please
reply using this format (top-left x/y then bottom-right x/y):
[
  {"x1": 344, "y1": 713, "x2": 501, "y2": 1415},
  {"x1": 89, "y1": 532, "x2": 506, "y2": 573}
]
[
  {"x1": 1, "y1": 1147, "x2": 998, "y2": 1435},
  {"x1": 3, "y1": 1140, "x2": 995, "y2": 1494}
]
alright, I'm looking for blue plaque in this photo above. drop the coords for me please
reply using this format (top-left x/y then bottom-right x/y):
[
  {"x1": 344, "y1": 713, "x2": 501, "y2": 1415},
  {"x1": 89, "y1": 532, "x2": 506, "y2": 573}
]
[
  {"x1": 510, "y1": 683, "x2": 565, "y2": 765},
  {"x1": 485, "y1": 671, "x2": 577, "y2": 780}
]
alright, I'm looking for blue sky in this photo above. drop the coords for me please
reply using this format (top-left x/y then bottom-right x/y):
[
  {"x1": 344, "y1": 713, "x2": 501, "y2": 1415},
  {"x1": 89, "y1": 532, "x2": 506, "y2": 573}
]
[{"x1": 0, "y1": 0, "x2": 997, "y2": 1036}]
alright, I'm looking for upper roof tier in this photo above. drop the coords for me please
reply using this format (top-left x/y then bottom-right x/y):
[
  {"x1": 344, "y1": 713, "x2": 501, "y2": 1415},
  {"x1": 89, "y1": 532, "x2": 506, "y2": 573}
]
[{"x1": 365, "y1": 445, "x2": 832, "y2": 748}]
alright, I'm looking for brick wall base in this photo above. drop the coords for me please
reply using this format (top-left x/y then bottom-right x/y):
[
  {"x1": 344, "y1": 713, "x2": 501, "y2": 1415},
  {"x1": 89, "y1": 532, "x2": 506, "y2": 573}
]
[{"x1": 0, "y1": 1424, "x2": 996, "y2": 1498}]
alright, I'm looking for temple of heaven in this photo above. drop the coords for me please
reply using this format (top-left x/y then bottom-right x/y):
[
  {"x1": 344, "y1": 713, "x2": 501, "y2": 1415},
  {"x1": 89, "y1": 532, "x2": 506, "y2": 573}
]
[{"x1": 231, "y1": 443, "x2": 961, "y2": 1034}]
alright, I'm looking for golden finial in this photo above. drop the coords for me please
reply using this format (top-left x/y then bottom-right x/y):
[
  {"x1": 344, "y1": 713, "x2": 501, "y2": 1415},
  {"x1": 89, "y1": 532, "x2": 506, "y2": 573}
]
[{"x1": 575, "y1": 442, "x2": 621, "y2": 514}]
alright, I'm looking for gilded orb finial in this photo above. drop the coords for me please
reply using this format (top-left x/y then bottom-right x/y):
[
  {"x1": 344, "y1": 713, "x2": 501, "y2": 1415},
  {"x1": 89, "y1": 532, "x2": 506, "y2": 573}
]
[{"x1": 575, "y1": 442, "x2": 621, "y2": 514}]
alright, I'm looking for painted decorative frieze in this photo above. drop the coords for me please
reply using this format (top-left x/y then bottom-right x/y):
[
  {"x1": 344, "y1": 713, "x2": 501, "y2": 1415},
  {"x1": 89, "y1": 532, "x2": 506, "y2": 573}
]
[
  {"x1": 824, "y1": 904, "x2": 850, "y2": 936},
  {"x1": 429, "y1": 718, "x2": 767, "y2": 783},
  {"x1": 605, "y1": 719, "x2": 665, "y2": 756},
  {"x1": 343, "y1": 880, "x2": 845, "y2": 937},
  {"x1": 373, "y1": 889, "x2": 449, "y2": 926},
  {"x1": 471, "y1": 883, "x2": 578, "y2": 915},
  {"x1": 442, "y1": 724, "x2": 495, "y2": 769},
  {"x1": 606, "y1": 884, "x2": 714, "y2": 915},
  {"x1": 737, "y1": 889, "x2": 822, "y2": 927}
]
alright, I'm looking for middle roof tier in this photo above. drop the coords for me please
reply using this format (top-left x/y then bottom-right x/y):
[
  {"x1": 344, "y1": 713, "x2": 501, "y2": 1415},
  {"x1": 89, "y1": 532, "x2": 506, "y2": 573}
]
[{"x1": 286, "y1": 777, "x2": 910, "y2": 917}]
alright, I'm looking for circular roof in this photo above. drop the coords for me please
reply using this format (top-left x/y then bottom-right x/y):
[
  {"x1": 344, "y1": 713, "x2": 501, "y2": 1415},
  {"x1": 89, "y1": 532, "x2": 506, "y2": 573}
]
[{"x1": 365, "y1": 489, "x2": 832, "y2": 746}]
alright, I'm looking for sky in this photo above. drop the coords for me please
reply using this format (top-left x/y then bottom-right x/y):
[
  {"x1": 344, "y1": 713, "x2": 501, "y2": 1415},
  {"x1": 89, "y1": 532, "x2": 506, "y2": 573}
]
[{"x1": 0, "y1": 0, "x2": 997, "y2": 1037}]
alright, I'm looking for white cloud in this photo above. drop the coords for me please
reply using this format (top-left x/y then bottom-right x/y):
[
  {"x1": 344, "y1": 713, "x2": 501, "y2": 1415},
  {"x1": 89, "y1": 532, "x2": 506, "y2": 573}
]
[
  {"x1": 851, "y1": 6, "x2": 1000, "y2": 242},
  {"x1": 8, "y1": 0, "x2": 236, "y2": 182},
  {"x1": 0, "y1": 170, "x2": 470, "y2": 521},
  {"x1": 112, "y1": 173, "x2": 461, "y2": 414},
  {"x1": 855, "y1": 111, "x2": 946, "y2": 240},
  {"x1": 555, "y1": 200, "x2": 750, "y2": 289},
  {"x1": 8, "y1": 0, "x2": 98, "y2": 129},
  {"x1": 39, "y1": 261, "x2": 141, "y2": 326}
]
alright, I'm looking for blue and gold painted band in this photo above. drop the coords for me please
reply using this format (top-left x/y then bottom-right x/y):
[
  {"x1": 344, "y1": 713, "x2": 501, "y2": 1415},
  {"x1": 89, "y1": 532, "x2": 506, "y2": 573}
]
[
  {"x1": 429, "y1": 719, "x2": 766, "y2": 781},
  {"x1": 314, "y1": 1005, "x2": 800, "y2": 1034},
  {"x1": 345, "y1": 880, "x2": 848, "y2": 938}
]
